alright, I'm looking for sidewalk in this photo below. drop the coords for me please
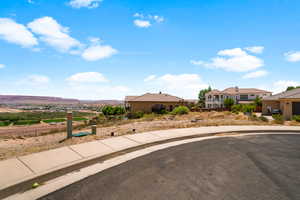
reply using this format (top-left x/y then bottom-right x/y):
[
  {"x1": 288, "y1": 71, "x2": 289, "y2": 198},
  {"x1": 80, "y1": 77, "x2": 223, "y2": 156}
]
[{"x1": 1, "y1": 125, "x2": 300, "y2": 196}]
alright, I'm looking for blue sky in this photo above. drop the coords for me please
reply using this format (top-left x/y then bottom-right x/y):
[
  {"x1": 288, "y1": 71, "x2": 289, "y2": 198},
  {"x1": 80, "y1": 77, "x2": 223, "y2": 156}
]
[{"x1": 0, "y1": 0, "x2": 300, "y2": 99}]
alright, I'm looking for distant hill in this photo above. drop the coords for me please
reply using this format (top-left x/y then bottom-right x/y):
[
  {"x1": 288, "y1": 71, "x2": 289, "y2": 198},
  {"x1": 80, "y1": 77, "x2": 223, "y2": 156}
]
[{"x1": 0, "y1": 95, "x2": 123, "y2": 105}]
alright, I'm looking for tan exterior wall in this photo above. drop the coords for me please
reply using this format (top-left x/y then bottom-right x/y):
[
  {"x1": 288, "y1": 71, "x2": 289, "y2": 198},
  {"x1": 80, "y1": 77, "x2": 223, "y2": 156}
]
[
  {"x1": 263, "y1": 99, "x2": 300, "y2": 120},
  {"x1": 281, "y1": 99, "x2": 300, "y2": 120},
  {"x1": 128, "y1": 101, "x2": 185, "y2": 113},
  {"x1": 262, "y1": 100, "x2": 280, "y2": 114}
]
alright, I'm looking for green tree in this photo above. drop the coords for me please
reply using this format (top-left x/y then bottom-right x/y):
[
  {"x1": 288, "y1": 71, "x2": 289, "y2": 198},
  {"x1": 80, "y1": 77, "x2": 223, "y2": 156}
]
[
  {"x1": 254, "y1": 96, "x2": 262, "y2": 107},
  {"x1": 198, "y1": 86, "x2": 212, "y2": 107},
  {"x1": 224, "y1": 98, "x2": 234, "y2": 110},
  {"x1": 286, "y1": 86, "x2": 300, "y2": 91}
]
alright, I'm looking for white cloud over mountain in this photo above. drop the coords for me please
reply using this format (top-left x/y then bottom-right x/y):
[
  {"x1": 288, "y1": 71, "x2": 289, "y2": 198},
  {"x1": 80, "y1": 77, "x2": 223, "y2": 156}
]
[
  {"x1": 144, "y1": 73, "x2": 208, "y2": 98},
  {"x1": 67, "y1": 72, "x2": 108, "y2": 83}
]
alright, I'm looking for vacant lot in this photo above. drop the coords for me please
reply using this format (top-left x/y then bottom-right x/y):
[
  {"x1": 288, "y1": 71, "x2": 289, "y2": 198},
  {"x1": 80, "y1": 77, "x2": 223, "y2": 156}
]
[{"x1": 0, "y1": 111, "x2": 299, "y2": 160}]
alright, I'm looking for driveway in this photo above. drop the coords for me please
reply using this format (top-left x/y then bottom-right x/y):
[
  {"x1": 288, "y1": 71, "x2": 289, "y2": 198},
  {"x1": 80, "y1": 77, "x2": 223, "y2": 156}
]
[{"x1": 40, "y1": 134, "x2": 300, "y2": 200}]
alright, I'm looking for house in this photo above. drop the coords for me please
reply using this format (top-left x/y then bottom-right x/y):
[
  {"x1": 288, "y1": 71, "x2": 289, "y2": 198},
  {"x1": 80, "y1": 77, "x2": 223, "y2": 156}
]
[
  {"x1": 125, "y1": 92, "x2": 185, "y2": 113},
  {"x1": 262, "y1": 88, "x2": 300, "y2": 120},
  {"x1": 205, "y1": 87, "x2": 272, "y2": 109}
]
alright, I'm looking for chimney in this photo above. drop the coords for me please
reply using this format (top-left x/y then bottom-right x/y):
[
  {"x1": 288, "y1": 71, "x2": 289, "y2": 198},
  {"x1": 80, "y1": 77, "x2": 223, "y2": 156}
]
[{"x1": 235, "y1": 86, "x2": 239, "y2": 93}]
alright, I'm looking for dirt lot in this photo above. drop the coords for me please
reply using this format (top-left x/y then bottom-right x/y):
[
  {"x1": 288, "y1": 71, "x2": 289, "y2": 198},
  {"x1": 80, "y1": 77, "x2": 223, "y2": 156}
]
[
  {"x1": 0, "y1": 108, "x2": 22, "y2": 113},
  {"x1": 0, "y1": 111, "x2": 298, "y2": 160}
]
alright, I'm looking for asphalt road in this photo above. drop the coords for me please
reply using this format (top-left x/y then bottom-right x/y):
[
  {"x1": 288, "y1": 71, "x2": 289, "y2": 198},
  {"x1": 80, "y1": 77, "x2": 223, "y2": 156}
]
[{"x1": 40, "y1": 134, "x2": 300, "y2": 200}]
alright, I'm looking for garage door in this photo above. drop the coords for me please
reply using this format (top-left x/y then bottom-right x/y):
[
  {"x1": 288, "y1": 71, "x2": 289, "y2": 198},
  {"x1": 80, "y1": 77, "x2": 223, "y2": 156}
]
[{"x1": 292, "y1": 102, "x2": 300, "y2": 115}]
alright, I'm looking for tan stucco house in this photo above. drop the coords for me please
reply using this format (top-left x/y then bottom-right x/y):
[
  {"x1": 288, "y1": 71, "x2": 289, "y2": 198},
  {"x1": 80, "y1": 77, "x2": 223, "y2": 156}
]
[
  {"x1": 262, "y1": 88, "x2": 300, "y2": 120},
  {"x1": 125, "y1": 93, "x2": 185, "y2": 113},
  {"x1": 205, "y1": 87, "x2": 272, "y2": 108}
]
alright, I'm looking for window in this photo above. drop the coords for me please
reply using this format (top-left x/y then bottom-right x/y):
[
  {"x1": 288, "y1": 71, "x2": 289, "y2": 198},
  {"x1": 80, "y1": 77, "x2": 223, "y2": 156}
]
[{"x1": 240, "y1": 95, "x2": 248, "y2": 100}]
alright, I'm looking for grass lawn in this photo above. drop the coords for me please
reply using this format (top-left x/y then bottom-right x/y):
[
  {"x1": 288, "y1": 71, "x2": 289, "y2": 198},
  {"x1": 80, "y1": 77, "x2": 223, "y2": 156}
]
[{"x1": 43, "y1": 118, "x2": 66, "y2": 123}]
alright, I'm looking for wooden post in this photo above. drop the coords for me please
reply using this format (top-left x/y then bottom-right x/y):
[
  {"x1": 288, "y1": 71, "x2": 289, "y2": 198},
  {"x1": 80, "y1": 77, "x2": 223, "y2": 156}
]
[
  {"x1": 92, "y1": 125, "x2": 97, "y2": 135},
  {"x1": 67, "y1": 111, "x2": 73, "y2": 139}
]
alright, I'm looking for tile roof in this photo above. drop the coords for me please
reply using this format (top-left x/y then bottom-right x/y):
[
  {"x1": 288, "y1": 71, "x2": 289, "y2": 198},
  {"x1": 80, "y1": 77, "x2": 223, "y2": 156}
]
[
  {"x1": 263, "y1": 88, "x2": 300, "y2": 100},
  {"x1": 222, "y1": 87, "x2": 271, "y2": 94},
  {"x1": 207, "y1": 87, "x2": 271, "y2": 95},
  {"x1": 125, "y1": 93, "x2": 184, "y2": 102}
]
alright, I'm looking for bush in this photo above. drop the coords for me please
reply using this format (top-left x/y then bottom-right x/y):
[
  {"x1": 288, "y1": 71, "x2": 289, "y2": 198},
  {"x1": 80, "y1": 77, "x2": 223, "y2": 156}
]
[
  {"x1": 14, "y1": 120, "x2": 40, "y2": 125},
  {"x1": 242, "y1": 104, "x2": 256, "y2": 113},
  {"x1": 224, "y1": 98, "x2": 235, "y2": 109},
  {"x1": 292, "y1": 115, "x2": 300, "y2": 122},
  {"x1": 151, "y1": 104, "x2": 167, "y2": 114},
  {"x1": 73, "y1": 117, "x2": 88, "y2": 121},
  {"x1": 171, "y1": 106, "x2": 190, "y2": 115},
  {"x1": 259, "y1": 116, "x2": 269, "y2": 122},
  {"x1": 272, "y1": 114, "x2": 284, "y2": 124},
  {"x1": 43, "y1": 118, "x2": 66, "y2": 123},
  {"x1": 0, "y1": 120, "x2": 11, "y2": 126},
  {"x1": 231, "y1": 104, "x2": 243, "y2": 113},
  {"x1": 101, "y1": 106, "x2": 126, "y2": 116},
  {"x1": 126, "y1": 111, "x2": 144, "y2": 119}
]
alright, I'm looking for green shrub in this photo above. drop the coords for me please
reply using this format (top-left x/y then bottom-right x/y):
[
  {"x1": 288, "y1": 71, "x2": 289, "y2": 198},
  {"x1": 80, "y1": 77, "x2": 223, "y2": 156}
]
[
  {"x1": 73, "y1": 117, "x2": 88, "y2": 121},
  {"x1": 171, "y1": 106, "x2": 190, "y2": 115},
  {"x1": 242, "y1": 104, "x2": 256, "y2": 113},
  {"x1": 14, "y1": 120, "x2": 40, "y2": 125},
  {"x1": 43, "y1": 118, "x2": 66, "y2": 123},
  {"x1": 272, "y1": 114, "x2": 284, "y2": 124},
  {"x1": 126, "y1": 111, "x2": 144, "y2": 119},
  {"x1": 292, "y1": 115, "x2": 300, "y2": 122},
  {"x1": 231, "y1": 104, "x2": 243, "y2": 113},
  {"x1": 259, "y1": 116, "x2": 269, "y2": 122},
  {"x1": 101, "y1": 106, "x2": 126, "y2": 116},
  {"x1": 224, "y1": 98, "x2": 235, "y2": 109},
  {"x1": 0, "y1": 121, "x2": 11, "y2": 126}
]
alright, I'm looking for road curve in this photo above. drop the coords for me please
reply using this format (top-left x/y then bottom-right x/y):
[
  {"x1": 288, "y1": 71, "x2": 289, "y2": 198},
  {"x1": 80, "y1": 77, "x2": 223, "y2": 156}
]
[{"x1": 40, "y1": 134, "x2": 300, "y2": 200}]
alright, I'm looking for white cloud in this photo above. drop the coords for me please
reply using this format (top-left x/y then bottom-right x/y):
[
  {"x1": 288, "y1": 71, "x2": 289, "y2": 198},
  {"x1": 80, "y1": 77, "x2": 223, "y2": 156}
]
[
  {"x1": 17, "y1": 75, "x2": 50, "y2": 88},
  {"x1": 284, "y1": 51, "x2": 300, "y2": 62},
  {"x1": 69, "y1": 0, "x2": 102, "y2": 9},
  {"x1": 242, "y1": 70, "x2": 268, "y2": 79},
  {"x1": 0, "y1": 64, "x2": 5, "y2": 69},
  {"x1": 133, "y1": 13, "x2": 164, "y2": 28},
  {"x1": 27, "y1": 75, "x2": 49, "y2": 84},
  {"x1": 244, "y1": 46, "x2": 264, "y2": 54},
  {"x1": 144, "y1": 75, "x2": 156, "y2": 82},
  {"x1": 81, "y1": 44, "x2": 117, "y2": 61},
  {"x1": 66, "y1": 72, "x2": 129, "y2": 99},
  {"x1": 152, "y1": 15, "x2": 164, "y2": 23},
  {"x1": 28, "y1": 0, "x2": 34, "y2": 4},
  {"x1": 272, "y1": 80, "x2": 299, "y2": 93},
  {"x1": 144, "y1": 74, "x2": 208, "y2": 98},
  {"x1": 88, "y1": 37, "x2": 101, "y2": 44},
  {"x1": 133, "y1": 20, "x2": 151, "y2": 28},
  {"x1": 0, "y1": 18, "x2": 38, "y2": 47},
  {"x1": 27, "y1": 16, "x2": 81, "y2": 52},
  {"x1": 191, "y1": 47, "x2": 264, "y2": 72},
  {"x1": 133, "y1": 13, "x2": 144, "y2": 18},
  {"x1": 67, "y1": 72, "x2": 108, "y2": 83}
]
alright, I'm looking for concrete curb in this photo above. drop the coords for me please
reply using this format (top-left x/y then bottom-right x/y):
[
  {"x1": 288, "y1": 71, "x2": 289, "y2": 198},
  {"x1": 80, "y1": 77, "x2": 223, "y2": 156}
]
[{"x1": 1, "y1": 125, "x2": 300, "y2": 199}]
